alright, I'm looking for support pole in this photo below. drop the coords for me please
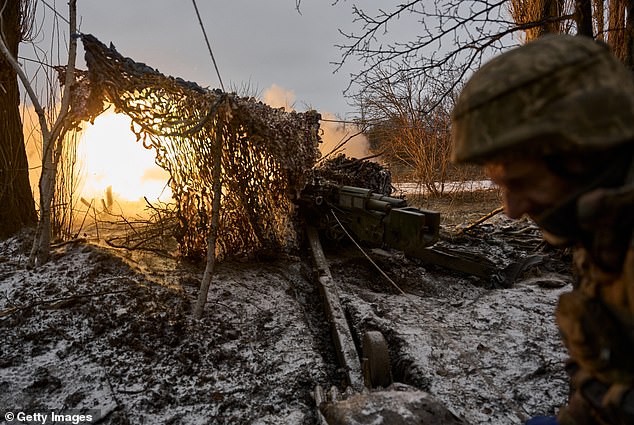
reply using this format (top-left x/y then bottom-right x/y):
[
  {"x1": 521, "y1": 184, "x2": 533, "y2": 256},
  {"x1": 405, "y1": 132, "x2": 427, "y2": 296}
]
[{"x1": 193, "y1": 120, "x2": 224, "y2": 319}]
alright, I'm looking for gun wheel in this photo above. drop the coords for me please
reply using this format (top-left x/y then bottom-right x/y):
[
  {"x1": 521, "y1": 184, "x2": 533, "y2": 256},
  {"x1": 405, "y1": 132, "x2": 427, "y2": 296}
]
[{"x1": 362, "y1": 330, "x2": 392, "y2": 388}]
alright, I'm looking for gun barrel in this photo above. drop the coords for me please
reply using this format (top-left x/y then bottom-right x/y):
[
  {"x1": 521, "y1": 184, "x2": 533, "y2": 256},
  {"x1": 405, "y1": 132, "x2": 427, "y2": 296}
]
[{"x1": 339, "y1": 186, "x2": 406, "y2": 212}]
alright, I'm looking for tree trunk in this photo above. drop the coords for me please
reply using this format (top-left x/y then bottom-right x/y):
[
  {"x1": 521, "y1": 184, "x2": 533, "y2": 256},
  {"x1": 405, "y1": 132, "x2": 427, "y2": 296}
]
[
  {"x1": 576, "y1": 0, "x2": 594, "y2": 36},
  {"x1": 540, "y1": 0, "x2": 564, "y2": 35},
  {"x1": 608, "y1": 0, "x2": 626, "y2": 60},
  {"x1": 0, "y1": 0, "x2": 37, "y2": 238},
  {"x1": 28, "y1": 0, "x2": 77, "y2": 266},
  {"x1": 193, "y1": 122, "x2": 224, "y2": 319},
  {"x1": 509, "y1": 0, "x2": 565, "y2": 42},
  {"x1": 594, "y1": 0, "x2": 605, "y2": 41},
  {"x1": 624, "y1": 0, "x2": 634, "y2": 69}
]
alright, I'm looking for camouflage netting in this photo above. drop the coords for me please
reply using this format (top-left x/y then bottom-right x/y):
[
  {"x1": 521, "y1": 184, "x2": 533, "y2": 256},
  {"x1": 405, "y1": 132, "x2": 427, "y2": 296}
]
[
  {"x1": 71, "y1": 34, "x2": 321, "y2": 261},
  {"x1": 313, "y1": 155, "x2": 393, "y2": 196}
]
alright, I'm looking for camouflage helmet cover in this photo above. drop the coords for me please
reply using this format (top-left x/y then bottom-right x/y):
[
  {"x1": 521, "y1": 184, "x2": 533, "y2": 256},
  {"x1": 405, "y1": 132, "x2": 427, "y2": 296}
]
[{"x1": 451, "y1": 35, "x2": 634, "y2": 163}]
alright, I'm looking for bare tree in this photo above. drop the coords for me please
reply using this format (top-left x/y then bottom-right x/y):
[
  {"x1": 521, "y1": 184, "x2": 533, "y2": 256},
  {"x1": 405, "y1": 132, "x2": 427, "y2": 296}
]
[
  {"x1": 509, "y1": 0, "x2": 573, "y2": 41},
  {"x1": 358, "y1": 67, "x2": 455, "y2": 195},
  {"x1": 0, "y1": 0, "x2": 37, "y2": 238},
  {"x1": 338, "y1": 2, "x2": 572, "y2": 194},
  {"x1": 0, "y1": 0, "x2": 77, "y2": 265},
  {"x1": 334, "y1": 1, "x2": 634, "y2": 196},
  {"x1": 335, "y1": 1, "x2": 568, "y2": 113},
  {"x1": 573, "y1": 0, "x2": 634, "y2": 62},
  {"x1": 335, "y1": 1, "x2": 634, "y2": 110}
]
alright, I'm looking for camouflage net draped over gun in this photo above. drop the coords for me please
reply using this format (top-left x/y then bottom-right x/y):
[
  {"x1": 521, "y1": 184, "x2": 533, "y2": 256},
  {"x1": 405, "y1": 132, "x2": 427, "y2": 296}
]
[
  {"x1": 314, "y1": 155, "x2": 393, "y2": 196},
  {"x1": 75, "y1": 34, "x2": 321, "y2": 260}
]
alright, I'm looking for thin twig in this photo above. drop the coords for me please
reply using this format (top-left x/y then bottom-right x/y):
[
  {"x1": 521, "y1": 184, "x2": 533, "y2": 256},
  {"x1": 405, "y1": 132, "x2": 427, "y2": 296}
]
[{"x1": 0, "y1": 289, "x2": 133, "y2": 318}]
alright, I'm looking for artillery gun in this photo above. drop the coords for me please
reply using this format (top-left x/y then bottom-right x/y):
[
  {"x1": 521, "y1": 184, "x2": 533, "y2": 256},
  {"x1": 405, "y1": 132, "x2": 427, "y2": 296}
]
[
  {"x1": 298, "y1": 174, "x2": 502, "y2": 424},
  {"x1": 296, "y1": 156, "x2": 519, "y2": 423},
  {"x1": 299, "y1": 178, "x2": 499, "y2": 280}
]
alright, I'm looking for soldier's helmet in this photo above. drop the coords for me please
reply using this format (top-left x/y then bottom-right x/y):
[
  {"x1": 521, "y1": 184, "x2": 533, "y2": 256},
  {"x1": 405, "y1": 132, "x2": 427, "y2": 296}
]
[{"x1": 451, "y1": 34, "x2": 634, "y2": 164}]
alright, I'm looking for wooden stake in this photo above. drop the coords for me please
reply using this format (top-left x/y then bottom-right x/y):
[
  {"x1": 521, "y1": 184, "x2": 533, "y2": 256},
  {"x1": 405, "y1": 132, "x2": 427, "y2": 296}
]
[{"x1": 458, "y1": 206, "x2": 504, "y2": 234}]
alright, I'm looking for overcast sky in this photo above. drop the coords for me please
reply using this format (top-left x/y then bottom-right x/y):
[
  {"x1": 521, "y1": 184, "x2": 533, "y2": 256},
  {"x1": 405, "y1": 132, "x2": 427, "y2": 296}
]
[{"x1": 69, "y1": 1, "x2": 388, "y2": 118}]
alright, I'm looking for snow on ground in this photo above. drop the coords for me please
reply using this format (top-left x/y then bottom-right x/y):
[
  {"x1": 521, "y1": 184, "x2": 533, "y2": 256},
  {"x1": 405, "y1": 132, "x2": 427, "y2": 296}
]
[
  {"x1": 1, "y1": 216, "x2": 573, "y2": 424},
  {"x1": 0, "y1": 233, "x2": 337, "y2": 424},
  {"x1": 329, "y1": 216, "x2": 572, "y2": 424},
  {"x1": 341, "y1": 280, "x2": 569, "y2": 423},
  {"x1": 393, "y1": 180, "x2": 496, "y2": 196}
]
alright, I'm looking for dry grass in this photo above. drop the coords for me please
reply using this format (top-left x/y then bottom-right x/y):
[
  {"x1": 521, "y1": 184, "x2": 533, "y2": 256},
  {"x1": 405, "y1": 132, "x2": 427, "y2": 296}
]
[{"x1": 407, "y1": 189, "x2": 503, "y2": 227}]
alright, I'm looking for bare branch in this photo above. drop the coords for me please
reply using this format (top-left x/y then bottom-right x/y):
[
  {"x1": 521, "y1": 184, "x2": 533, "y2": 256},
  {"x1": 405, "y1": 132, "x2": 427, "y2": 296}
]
[
  {"x1": 0, "y1": 22, "x2": 49, "y2": 141},
  {"x1": 335, "y1": 0, "x2": 577, "y2": 109}
]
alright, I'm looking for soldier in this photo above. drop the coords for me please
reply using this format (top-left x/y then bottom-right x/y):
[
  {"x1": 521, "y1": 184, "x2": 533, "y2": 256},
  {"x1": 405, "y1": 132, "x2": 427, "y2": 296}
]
[{"x1": 451, "y1": 34, "x2": 634, "y2": 424}]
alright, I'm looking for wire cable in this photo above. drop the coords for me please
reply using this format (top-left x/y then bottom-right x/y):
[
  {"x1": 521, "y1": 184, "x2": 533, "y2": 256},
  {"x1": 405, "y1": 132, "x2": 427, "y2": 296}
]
[
  {"x1": 39, "y1": 0, "x2": 83, "y2": 35},
  {"x1": 18, "y1": 55, "x2": 55, "y2": 68},
  {"x1": 191, "y1": 0, "x2": 225, "y2": 92},
  {"x1": 40, "y1": 0, "x2": 69, "y2": 25},
  {"x1": 330, "y1": 209, "x2": 407, "y2": 296}
]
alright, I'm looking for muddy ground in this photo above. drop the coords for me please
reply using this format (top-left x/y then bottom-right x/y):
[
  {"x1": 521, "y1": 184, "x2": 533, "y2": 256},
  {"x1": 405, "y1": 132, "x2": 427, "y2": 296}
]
[{"x1": 0, "y1": 190, "x2": 573, "y2": 424}]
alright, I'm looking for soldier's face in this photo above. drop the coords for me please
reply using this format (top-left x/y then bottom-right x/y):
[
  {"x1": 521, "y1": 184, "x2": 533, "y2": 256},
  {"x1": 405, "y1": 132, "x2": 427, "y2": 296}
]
[{"x1": 485, "y1": 157, "x2": 576, "y2": 221}]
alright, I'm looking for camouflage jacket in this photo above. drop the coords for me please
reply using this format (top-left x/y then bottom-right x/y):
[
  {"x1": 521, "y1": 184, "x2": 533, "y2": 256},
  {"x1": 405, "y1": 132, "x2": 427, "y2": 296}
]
[{"x1": 555, "y1": 168, "x2": 634, "y2": 425}]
